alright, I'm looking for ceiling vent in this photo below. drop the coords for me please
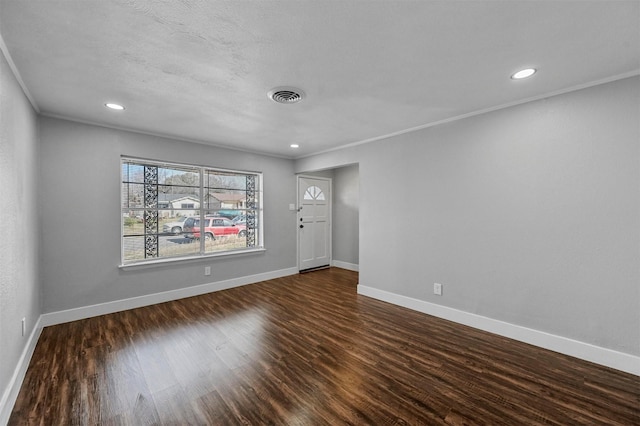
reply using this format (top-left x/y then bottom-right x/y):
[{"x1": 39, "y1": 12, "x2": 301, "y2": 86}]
[{"x1": 268, "y1": 87, "x2": 304, "y2": 104}]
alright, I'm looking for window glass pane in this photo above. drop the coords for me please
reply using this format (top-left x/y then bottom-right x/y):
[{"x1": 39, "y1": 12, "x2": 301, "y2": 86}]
[
  {"x1": 122, "y1": 210, "x2": 145, "y2": 236},
  {"x1": 158, "y1": 167, "x2": 200, "y2": 187},
  {"x1": 205, "y1": 189, "x2": 246, "y2": 216},
  {"x1": 123, "y1": 234, "x2": 203, "y2": 262},
  {"x1": 205, "y1": 172, "x2": 246, "y2": 191},
  {"x1": 203, "y1": 217, "x2": 249, "y2": 254},
  {"x1": 304, "y1": 185, "x2": 324, "y2": 200},
  {"x1": 122, "y1": 183, "x2": 145, "y2": 209},
  {"x1": 122, "y1": 163, "x2": 145, "y2": 183},
  {"x1": 159, "y1": 234, "x2": 201, "y2": 258},
  {"x1": 123, "y1": 236, "x2": 145, "y2": 262}
]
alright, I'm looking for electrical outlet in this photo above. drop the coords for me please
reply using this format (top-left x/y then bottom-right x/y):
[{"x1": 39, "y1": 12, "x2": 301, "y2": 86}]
[
  {"x1": 433, "y1": 283, "x2": 443, "y2": 296},
  {"x1": 21, "y1": 318, "x2": 26, "y2": 336},
  {"x1": 204, "y1": 266, "x2": 211, "y2": 276}
]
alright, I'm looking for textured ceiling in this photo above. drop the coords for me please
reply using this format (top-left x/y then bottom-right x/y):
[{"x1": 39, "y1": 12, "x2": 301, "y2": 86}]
[{"x1": 1, "y1": 0, "x2": 639, "y2": 158}]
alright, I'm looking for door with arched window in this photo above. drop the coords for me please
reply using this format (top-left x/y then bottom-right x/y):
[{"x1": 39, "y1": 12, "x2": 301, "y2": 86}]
[{"x1": 297, "y1": 176, "x2": 331, "y2": 272}]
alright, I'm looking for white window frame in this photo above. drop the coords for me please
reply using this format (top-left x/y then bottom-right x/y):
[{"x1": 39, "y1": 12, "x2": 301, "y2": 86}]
[{"x1": 120, "y1": 156, "x2": 264, "y2": 267}]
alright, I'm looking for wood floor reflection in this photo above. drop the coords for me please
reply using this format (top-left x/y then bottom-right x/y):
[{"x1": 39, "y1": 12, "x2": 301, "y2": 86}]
[{"x1": 9, "y1": 268, "x2": 639, "y2": 425}]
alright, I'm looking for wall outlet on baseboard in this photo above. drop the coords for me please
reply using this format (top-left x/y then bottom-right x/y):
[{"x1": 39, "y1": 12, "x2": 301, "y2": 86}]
[
  {"x1": 21, "y1": 317, "x2": 26, "y2": 336},
  {"x1": 204, "y1": 266, "x2": 211, "y2": 276},
  {"x1": 433, "y1": 283, "x2": 443, "y2": 296}
]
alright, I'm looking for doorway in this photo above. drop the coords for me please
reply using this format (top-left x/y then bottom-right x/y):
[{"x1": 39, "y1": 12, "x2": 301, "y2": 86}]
[{"x1": 297, "y1": 176, "x2": 331, "y2": 272}]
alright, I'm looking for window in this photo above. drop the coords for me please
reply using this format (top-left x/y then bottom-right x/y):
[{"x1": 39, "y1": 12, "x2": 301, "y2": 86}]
[
  {"x1": 121, "y1": 157, "x2": 262, "y2": 265},
  {"x1": 303, "y1": 185, "x2": 325, "y2": 200}
]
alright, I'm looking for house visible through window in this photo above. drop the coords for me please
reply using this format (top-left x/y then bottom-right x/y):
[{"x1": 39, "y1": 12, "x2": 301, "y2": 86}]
[{"x1": 121, "y1": 157, "x2": 263, "y2": 265}]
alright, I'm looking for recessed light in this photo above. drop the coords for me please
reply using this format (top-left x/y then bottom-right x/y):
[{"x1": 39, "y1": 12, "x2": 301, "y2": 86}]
[
  {"x1": 290, "y1": 144, "x2": 300, "y2": 148},
  {"x1": 511, "y1": 68, "x2": 537, "y2": 80},
  {"x1": 105, "y1": 103, "x2": 125, "y2": 110}
]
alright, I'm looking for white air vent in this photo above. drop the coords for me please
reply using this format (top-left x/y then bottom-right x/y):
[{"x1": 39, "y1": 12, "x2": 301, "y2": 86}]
[{"x1": 268, "y1": 87, "x2": 305, "y2": 104}]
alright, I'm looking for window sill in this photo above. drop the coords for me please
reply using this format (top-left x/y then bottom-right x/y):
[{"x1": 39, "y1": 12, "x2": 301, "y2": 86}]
[{"x1": 119, "y1": 247, "x2": 266, "y2": 270}]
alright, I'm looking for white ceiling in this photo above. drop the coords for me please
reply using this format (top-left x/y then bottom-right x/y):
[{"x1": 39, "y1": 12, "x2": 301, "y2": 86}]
[{"x1": 1, "y1": 1, "x2": 638, "y2": 158}]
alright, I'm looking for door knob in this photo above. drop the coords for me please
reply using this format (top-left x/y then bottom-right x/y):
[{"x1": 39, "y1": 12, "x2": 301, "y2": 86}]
[{"x1": 299, "y1": 224, "x2": 304, "y2": 229}]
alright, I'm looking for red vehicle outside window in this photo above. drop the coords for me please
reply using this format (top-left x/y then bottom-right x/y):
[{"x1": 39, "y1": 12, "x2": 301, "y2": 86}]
[{"x1": 190, "y1": 217, "x2": 247, "y2": 240}]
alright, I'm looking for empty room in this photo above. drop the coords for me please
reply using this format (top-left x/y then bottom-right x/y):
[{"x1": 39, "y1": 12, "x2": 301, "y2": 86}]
[{"x1": 1, "y1": 1, "x2": 638, "y2": 424}]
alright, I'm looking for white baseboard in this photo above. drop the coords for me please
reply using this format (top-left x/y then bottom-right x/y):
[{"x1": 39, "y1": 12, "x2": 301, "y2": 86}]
[
  {"x1": 332, "y1": 260, "x2": 359, "y2": 272},
  {"x1": 358, "y1": 285, "x2": 639, "y2": 376},
  {"x1": 0, "y1": 316, "x2": 43, "y2": 426},
  {"x1": 40, "y1": 267, "x2": 298, "y2": 327}
]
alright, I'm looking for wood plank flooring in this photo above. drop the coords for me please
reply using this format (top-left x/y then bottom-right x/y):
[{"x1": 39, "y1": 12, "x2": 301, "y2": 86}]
[{"x1": 9, "y1": 268, "x2": 640, "y2": 425}]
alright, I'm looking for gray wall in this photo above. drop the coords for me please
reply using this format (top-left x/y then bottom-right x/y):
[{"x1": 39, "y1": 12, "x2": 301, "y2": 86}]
[
  {"x1": 332, "y1": 164, "x2": 359, "y2": 266},
  {"x1": 39, "y1": 117, "x2": 297, "y2": 313},
  {"x1": 296, "y1": 76, "x2": 640, "y2": 356},
  {"x1": 0, "y1": 52, "x2": 40, "y2": 407}
]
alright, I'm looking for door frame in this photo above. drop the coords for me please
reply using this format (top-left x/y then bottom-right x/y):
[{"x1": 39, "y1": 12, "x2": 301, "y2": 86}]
[{"x1": 296, "y1": 175, "x2": 332, "y2": 272}]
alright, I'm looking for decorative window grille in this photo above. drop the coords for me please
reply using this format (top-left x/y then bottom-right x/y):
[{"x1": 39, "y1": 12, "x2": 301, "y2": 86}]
[
  {"x1": 143, "y1": 165, "x2": 159, "y2": 258},
  {"x1": 121, "y1": 157, "x2": 262, "y2": 265}
]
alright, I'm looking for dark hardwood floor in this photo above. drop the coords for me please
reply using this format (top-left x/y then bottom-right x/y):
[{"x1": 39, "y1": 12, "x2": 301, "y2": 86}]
[{"x1": 9, "y1": 268, "x2": 639, "y2": 425}]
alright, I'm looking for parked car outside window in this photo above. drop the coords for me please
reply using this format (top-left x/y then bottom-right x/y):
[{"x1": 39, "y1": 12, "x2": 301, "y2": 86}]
[
  {"x1": 162, "y1": 216, "x2": 190, "y2": 234},
  {"x1": 182, "y1": 215, "x2": 216, "y2": 237},
  {"x1": 188, "y1": 217, "x2": 247, "y2": 240}
]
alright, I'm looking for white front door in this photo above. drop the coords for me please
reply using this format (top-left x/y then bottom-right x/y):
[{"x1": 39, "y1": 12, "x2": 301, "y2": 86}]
[{"x1": 298, "y1": 176, "x2": 331, "y2": 272}]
